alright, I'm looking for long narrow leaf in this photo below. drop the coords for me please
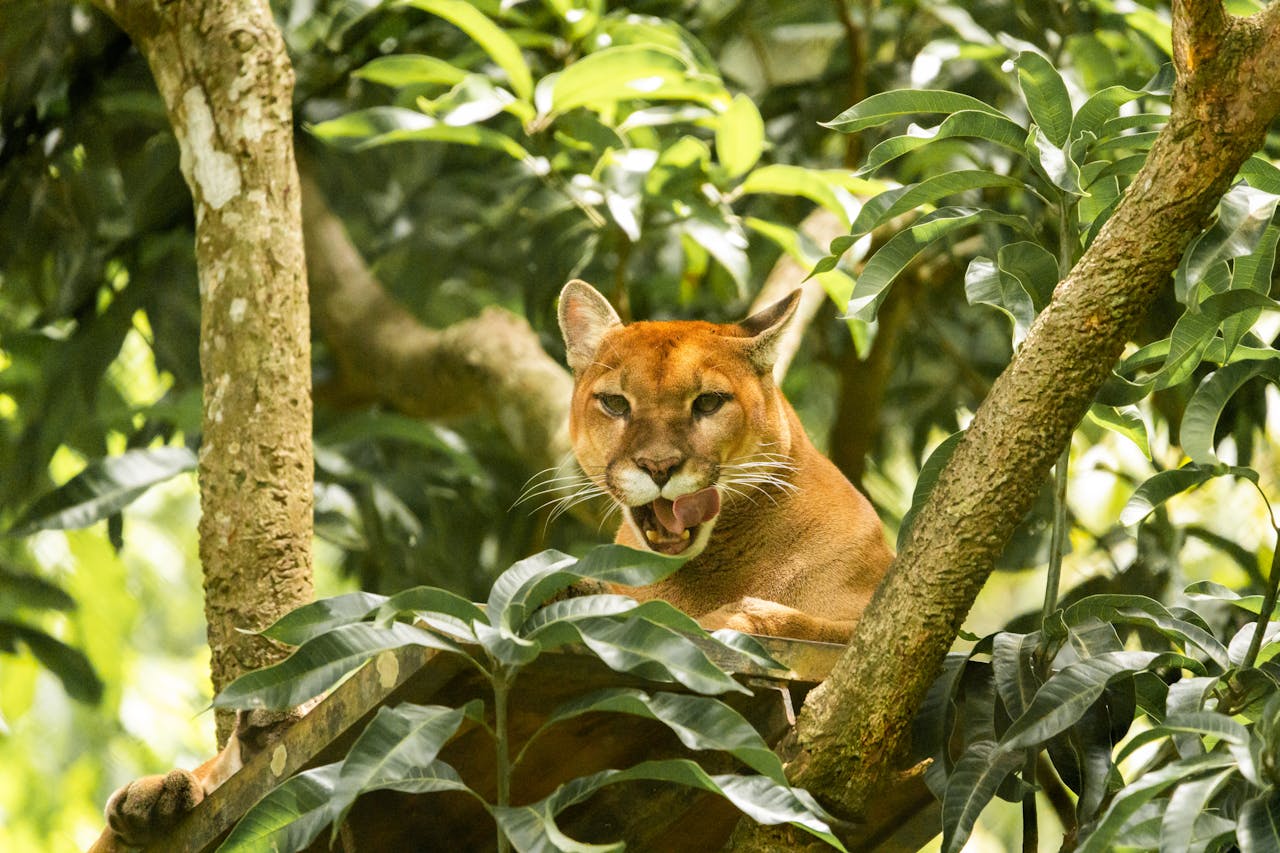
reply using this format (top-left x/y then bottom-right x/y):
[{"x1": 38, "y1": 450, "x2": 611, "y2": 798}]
[
  {"x1": 857, "y1": 111, "x2": 1029, "y2": 176},
  {"x1": 1063, "y1": 594, "x2": 1229, "y2": 669},
  {"x1": 1159, "y1": 768, "x2": 1234, "y2": 852},
  {"x1": 940, "y1": 740, "x2": 1027, "y2": 853},
  {"x1": 216, "y1": 763, "x2": 341, "y2": 853},
  {"x1": 397, "y1": 0, "x2": 532, "y2": 100},
  {"x1": 259, "y1": 592, "x2": 388, "y2": 645},
  {"x1": 1181, "y1": 359, "x2": 1280, "y2": 465},
  {"x1": 847, "y1": 171, "x2": 1025, "y2": 239},
  {"x1": 823, "y1": 89, "x2": 1008, "y2": 133},
  {"x1": 1014, "y1": 51, "x2": 1072, "y2": 147},
  {"x1": 1238, "y1": 790, "x2": 1280, "y2": 853}
]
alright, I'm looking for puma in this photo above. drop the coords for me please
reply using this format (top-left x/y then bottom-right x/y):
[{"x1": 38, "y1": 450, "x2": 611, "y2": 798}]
[
  {"x1": 558, "y1": 279, "x2": 893, "y2": 643},
  {"x1": 88, "y1": 708, "x2": 298, "y2": 852}
]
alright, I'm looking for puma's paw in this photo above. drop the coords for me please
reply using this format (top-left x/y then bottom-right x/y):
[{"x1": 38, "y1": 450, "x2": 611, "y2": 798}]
[
  {"x1": 104, "y1": 768, "x2": 205, "y2": 846},
  {"x1": 698, "y1": 596, "x2": 780, "y2": 635}
]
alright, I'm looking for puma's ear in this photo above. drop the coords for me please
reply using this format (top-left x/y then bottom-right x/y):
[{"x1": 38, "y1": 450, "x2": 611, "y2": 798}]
[
  {"x1": 558, "y1": 279, "x2": 623, "y2": 373},
  {"x1": 739, "y1": 289, "x2": 801, "y2": 374}
]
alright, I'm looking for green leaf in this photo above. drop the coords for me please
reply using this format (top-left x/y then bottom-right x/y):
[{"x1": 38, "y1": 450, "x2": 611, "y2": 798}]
[
  {"x1": 899, "y1": 431, "x2": 964, "y2": 550},
  {"x1": 857, "y1": 110, "x2": 1029, "y2": 177},
  {"x1": 8, "y1": 446, "x2": 195, "y2": 536},
  {"x1": 823, "y1": 89, "x2": 1008, "y2": 134},
  {"x1": 1184, "y1": 579, "x2": 1267, "y2": 614},
  {"x1": 259, "y1": 592, "x2": 388, "y2": 646},
  {"x1": 353, "y1": 54, "x2": 469, "y2": 89},
  {"x1": 846, "y1": 171, "x2": 1025, "y2": 240},
  {"x1": 1063, "y1": 594, "x2": 1229, "y2": 670},
  {"x1": 1026, "y1": 124, "x2": 1081, "y2": 195},
  {"x1": 1014, "y1": 51, "x2": 1072, "y2": 148},
  {"x1": 0, "y1": 565, "x2": 75, "y2": 612},
  {"x1": 329, "y1": 702, "x2": 479, "y2": 823},
  {"x1": 214, "y1": 621, "x2": 463, "y2": 710},
  {"x1": 1086, "y1": 404, "x2": 1151, "y2": 459},
  {"x1": 492, "y1": 759, "x2": 844, "y2": 852},
  {"x1": 521, "y1": 595, "x2": 640, "y2": 634},
  {"x1": 1068, "y1": 84, "x2": 1147, "y2": 150},
  {"x1": 375, "y1": 586, "x2": 487, "y2": 641},
  {"x1": 999, "y1": 651, "x2": 1170, "y2": 751},
  {"x1": 1075, "y1": 752, "x2": 1237, "y2": 853},
  {"x1": 1238, "y1": 791, "x2": 1280, "y2": 853},
  {"x1": 965, "y1": 256, "x2": 1036, "y2": 343},
  {"x1": 992, "y1": 632, "x2": 1040, "y2": 722},
  {"x1": 1157, "y1": 290, "x2": 1280, "y2": 389},
  {"x1": 716, "y1": 93, "x2": 764, "y2": 178},
  {"x1": 0, "y1": 621, "x2": 103, "y2": 703},
  {"x1": 397, "y1": 0, "x2": 533, "y2": 101},
  {"x1": 216, "y1": 763, "x2": 341, "y2": 853},
  {"x1": 847, "y1": 207, "x2": 1031, "y2": 321},
  {"x1": 680, "y1": 207, "x2": 751, "y2": 295},
  {"x1": 1160, "y1": 768, "x2": 1234, "y2": 852},
  {"x1": 1224, "y1": 224, "x2": 1280, "y2": 358},
  {"x1": 1176, "y1": 184, "x2": 1280, "y2": 303},
  {"x1": 310, "y1": 106, "x2": 531, "y2": 159},
  {"x1": 940, "y1": 740, "x2": 1027, "y2": 853},
  {"x1": 547, "y1": 45, "x2": 726, "y2": 117},
  {"x1": 739, "y1": 165, "x2": 874, "y2": 225},
  {"x1": 1242, "y1": 155, "x2": 1280, "y2": 195},
  {"x1": 571, "y1": 544, "x2": 688, "y2": 587},
  {"x1": 1181, "y1": 359, "x2": 1280, "y2": 466},
  {"x1": 533, "y1": 688, "x2": 785, "y2": 782}
]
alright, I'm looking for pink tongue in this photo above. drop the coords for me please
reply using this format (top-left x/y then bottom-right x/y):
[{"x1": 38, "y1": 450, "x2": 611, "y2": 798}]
[{"x1": 652, "y1": 488, "x2": 721, "y2": 535}]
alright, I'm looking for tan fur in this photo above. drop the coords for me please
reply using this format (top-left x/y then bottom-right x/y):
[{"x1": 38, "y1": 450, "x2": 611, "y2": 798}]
[{"x1": 559, "y1": 280, "x2": 893, "y2": 643}]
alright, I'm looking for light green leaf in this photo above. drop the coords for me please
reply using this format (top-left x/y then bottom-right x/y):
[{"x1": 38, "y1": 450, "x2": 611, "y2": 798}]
[
  {"x1": 899, "y1": 431, "x2": 965, "y2": 550},
  {"x1": 823, "y1": 89, "x2": 1008, "y2": 134},
  {"x1": 8, "y1": 446, "x2": 195, "y2": 535},
  {"x1": 716, "y1": 93, "x2": 764, "y2": 178},
  {"x1": 739, "y1": 165, "x2": 877, "y2": 226},
  {"x1": 1069, "y1": 84, "x2": 1147, "y2": 150},
  {"x1": 217, "y1": 763, "x2": 341, "y2": 853},
  {"x1": 1120, "y1": 465, "x2": 1217, "y2": 527},
  {"x1": 492, "y1": 759, "x2": 844, "y2": 852},
  {"x1": 259, "y1": 592, "x2": 389, "y2": 646},
  {"x1": 846, "y1": 207, "x2": 1032, "y2": 321},
  {"x1": 214, "y1": 622, "x2": 462, "y2": 710},
  {"x1": 533, "y1": 688, "x2": 785, "y2": 782},
  {"x1": 1241, "y1": 155, "x2": 1280, "y2": 195},
  {"x1": 1184, "y1": 580, "x2": 1267, "y2": 614},
  {"x1": 1224, "y1": 224, "x2": 1280, "y2": 358},
  {"x1": 857, "y1": 110, "x2": 1028, "y2": 177},
  {"x1": 1014, "y1": 51, "x2": 1073, "y2": 148},
  {"x1": 311, "y1": 106, "x2": 530, "y2": 159},
  {"x1": 1181, "y1": 359, "x2": 1280, "y2": 465},
  {"x1": 846, "y1": 171, "x2": 1025, "y2": 239},
  {"x1": 1157, "y1": 290, "x2": 1280, "y2": 389},
  {"x1": 548, "y1": 45, "x2": 726, "y2": 117},
  {"x1": 397, "y1": 0, "x2": 533, "y2": 101},
  {"x1": 940, "y1": 740, "x2": 1027, "y2": 853},
  {"x1": 1026, "y1": 124, "x2": 1081, "y2": 195},
  {"x1": 353, "y1": 54, "x2": 469, "y2": 89},
  {"x1": 1087, "y1": 404, "x2": 1151, "y2": 458}
]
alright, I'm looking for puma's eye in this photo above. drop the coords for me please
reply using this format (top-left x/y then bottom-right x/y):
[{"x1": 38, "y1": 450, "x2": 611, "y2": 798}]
[
  {"x1": 596, "y1": 393, "x2": 630, "y2": 417},
  {"x1": 692, "y1": 392, "x2": 731, "y2": 416}
]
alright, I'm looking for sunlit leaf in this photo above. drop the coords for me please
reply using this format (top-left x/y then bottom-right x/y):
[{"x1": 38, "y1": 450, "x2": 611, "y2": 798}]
[
  {"x1": 1087, "y1": 404, "x2": 1150, "y2": 458},
  {"x1": 1175, "y1": 184, "x2": 1280, "y2": 303},
  {"x1": 397, "y1": 0, "x2": 533, "y2": 101},
  {"x1": 1069, "y1": 84, "x2": 1147, "y2": 150},
  {"x1": 548, "y1": 45, "x2": 726, "y2": 117},
  {"x1": 1159, "y1": 768, "x2": 1234, "y2": 852},
  {"x1": 716, "y1": 93, "x2": 764, "y2": 178},
  {"x1": 353, "y1": 54, "x2": 469, "y2": 88},
  {"x1": 310, "y1": 106, "x2": 531, "y2": 159},
  {"x1": 847, "y1": 171, "x2": 1025, "y2": 240},
  {"x1": 8, "y1": 446, "x2": 195, "y2": 536},
  {"x1": 857, "y1": 110, "x2": 1028, "y2": 177},
  {"x1": 1181, "y1": 359, "x2": 1280, "y2": 466}
]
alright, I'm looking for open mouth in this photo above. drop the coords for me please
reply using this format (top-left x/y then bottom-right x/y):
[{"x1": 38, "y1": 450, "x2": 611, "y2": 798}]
[{"x1": 627, "y1": 487, "x2": 721, "y2": 556}]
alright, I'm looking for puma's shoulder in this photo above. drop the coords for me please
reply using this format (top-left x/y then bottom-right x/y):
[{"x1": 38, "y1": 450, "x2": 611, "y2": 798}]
[{"x1": 558, "y1": 280, "x2": 893, "y2": 642}]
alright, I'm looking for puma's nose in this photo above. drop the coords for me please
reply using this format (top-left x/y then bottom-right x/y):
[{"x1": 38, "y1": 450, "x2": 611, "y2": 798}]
[{"x1": 636, "y1": 455, "x2": 682, "y2": 487}]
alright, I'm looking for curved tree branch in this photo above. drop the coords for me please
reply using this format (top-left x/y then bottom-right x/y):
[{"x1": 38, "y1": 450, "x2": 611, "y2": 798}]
[{"x1": 729, "y1": 1, "x2": 1280, "y2": 846}]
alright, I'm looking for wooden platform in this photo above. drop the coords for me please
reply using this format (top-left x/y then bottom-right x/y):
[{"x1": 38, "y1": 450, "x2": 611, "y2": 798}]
[{"x1": 141, "y1": 636, "x2": 937, "y2": 852}]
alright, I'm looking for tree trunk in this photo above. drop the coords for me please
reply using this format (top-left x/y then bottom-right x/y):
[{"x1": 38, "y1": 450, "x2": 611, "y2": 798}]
[
  {"x1": 729, "y1": 2, "x2": 1280, "y2": 847},
  {"x1": 89, "y1": 0, "x2": 314, "y2": 745}
]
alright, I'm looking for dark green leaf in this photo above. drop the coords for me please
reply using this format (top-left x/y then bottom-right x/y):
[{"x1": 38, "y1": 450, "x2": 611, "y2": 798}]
[
  {"x1": 8, "y1": 446, "x2": 196, "y2": 536},
  {"x1": 1182, "y1": 359, "x2": 1280, "y2": 466},
  {"x1": 1069, "y1": 85, "x2": 1147, "y2": 149},
  {"x1": 899, "y1": 431, "x2": 965, "y2": 550},
  {"x1": 823, "y1": 89, "x2": 1008, "y2": 134},
  {"x1": 215, "y1": 622, "x2": 463, "y2": 710},
  {"x1": 1160, "y1": 768, "x2": 1234, "y2": 852},
  {"x1": 857, "y1": 111, "x2": 1029, "y2": 176},
  {"x1": 1014, "y1": 51, "x2": 1072, "y2": 148},
  {"x1": 216, "y1": 763, "x2": 341, "y2": 853},
  {"x1": 1175, "y1": 184, "x2": 1280, "y2": 303},
  {"x1": 376, "y1": 586, "x2": 486, "y2": 641},
  {"x1": 259, "y1": 592, "x2": 388, "y2": 646},
  {"x1": 846, "y1": 171, "x2": 1025, "y2": 239},
  {"x1": 940, "y1": 740, "x2": 1027, "y2": 853},
  {"x1": 1063, "y1": 594, "x2": 1229, "y2": 669},
  {"x1": 992, "y1": 632, "x2": 1040, "y2": 722},
  {"x1": 534, "y1": 688, "x2": 785, "y2": 782},
  {"x1": 1158, "y1": 290, "x2": 1280, "y2": 389},
  {"x1": 0, "y1": 621, "x2": 103, "y2": 703},
  {"x1": 1239, "y1": 790, "x2": 1280, "y2": 853},
  {"x1": 0, "y1": 565, "x2": 75, "y2": 612}
]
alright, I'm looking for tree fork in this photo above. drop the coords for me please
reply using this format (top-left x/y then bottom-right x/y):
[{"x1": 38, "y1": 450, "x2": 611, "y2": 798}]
[
  {"x1": 729, "y1": 1, "x2": 1280, "y2": 846},
  {"x1": 89, "y1": 0, "x2": 314, "y2": 744}
]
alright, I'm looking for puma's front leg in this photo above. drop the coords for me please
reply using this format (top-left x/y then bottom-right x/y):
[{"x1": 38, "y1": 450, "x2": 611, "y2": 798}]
[{"x1": 699, "y1": 597, "x2": 855, "y2": 643}]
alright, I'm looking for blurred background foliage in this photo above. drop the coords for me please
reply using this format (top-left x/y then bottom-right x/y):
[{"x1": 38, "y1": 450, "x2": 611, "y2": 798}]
[{"x1": 0, "y1": 0, "x2": 1276, "y2": 849}]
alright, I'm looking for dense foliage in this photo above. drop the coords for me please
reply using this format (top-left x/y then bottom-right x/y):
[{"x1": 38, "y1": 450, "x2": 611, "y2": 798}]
[{"x1": 3, "y1": 0, "x2": 1280, "y2": 850}]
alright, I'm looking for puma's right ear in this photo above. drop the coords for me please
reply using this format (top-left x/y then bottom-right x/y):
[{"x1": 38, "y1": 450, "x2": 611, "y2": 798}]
[{"x1": 558, "y1": 280, "x2": 622, "y2": 373}]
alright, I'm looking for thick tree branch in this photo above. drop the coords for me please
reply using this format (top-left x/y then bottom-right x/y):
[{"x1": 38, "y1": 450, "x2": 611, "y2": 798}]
[
  {"x1": 729, "y1": 2, "x2": 1280, "y2": 846},
  {"x1": 89, "y1": 0, "x2": 315, "y2": 744}
]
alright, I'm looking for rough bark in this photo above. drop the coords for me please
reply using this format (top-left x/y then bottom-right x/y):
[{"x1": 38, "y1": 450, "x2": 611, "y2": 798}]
[
  {"x1": 89, "y1": 0, "x2": 314, "y2": 744},
  {"x1": 728, "y1": 1, "x2": 1280, "y2": 846}
]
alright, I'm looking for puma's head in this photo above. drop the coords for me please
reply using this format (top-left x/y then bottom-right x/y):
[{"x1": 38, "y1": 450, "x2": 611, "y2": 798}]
[{"x1": 558, "y1": 280, "x2": 800, "y2": 557}]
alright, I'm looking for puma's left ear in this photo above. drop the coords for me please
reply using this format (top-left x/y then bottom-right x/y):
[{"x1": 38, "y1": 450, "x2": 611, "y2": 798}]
[
  {"x1": 558, "y1": 279, "x2": 623, "y2": 373},
  {"x1": 739, "y1": 289, "x2": 801, "y2": 374}
]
